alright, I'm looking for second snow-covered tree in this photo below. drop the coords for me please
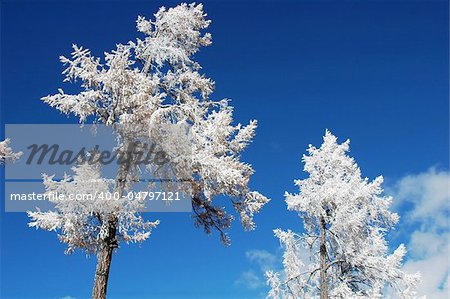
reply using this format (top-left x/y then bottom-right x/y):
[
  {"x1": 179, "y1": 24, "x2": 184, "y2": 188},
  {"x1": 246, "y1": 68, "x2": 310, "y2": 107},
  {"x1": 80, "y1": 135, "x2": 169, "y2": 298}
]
[{"x1": 266, "y1": 130, "x2": 420, "y2": 299}]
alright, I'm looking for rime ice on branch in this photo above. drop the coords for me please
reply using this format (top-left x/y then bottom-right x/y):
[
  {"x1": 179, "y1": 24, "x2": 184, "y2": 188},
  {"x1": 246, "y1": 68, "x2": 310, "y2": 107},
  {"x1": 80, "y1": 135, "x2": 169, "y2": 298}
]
[
  {"x1": 0, "y1": 139, "x2": 22, "y2": 164},
  {"x1": 28, "y1": 162, "x2": 159, "y2": 254},
  {"x1": 39, "y1": 3, "x2": 268, "y2": 243},
  {"x1": 266, "y1": 130, "x2": 421, "y2": 299}
]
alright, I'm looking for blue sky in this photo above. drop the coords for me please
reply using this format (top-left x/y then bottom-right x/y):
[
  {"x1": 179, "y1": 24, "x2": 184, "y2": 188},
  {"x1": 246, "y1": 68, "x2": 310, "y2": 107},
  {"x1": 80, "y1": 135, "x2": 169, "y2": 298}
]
[{"x1": 1, "y1": 1, "x2": 448, "y2": 298}]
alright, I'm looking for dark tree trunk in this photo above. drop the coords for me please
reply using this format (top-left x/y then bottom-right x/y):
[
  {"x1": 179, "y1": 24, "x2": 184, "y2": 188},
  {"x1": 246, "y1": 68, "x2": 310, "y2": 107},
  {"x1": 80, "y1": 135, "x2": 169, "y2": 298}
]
[
  {"x1": 92, "y1": 219, "x2": 117, "y2": 299},
  {"x1": 91, "y1": 138, "x2": 133, "y2": 298},
  {"x1": 319, "y1": 216, "x2": 329, "y2": 299},
  {"x1": 92, "y1": 244, "x2": 113, "y2": 299}
]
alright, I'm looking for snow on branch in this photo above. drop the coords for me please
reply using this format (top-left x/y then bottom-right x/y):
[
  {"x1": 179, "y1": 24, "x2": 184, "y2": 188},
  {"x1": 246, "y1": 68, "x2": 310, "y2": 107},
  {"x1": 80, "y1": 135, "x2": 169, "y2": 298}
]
[
  {"x1": 0, "y1": 138, "x2": 22, "y2": 164},
  {"x1": 37, "y1": 2, "x2": 269, "y2": 245},
  {"x1": 28, "y1": 162, "x2": 159, "y2": 255}
]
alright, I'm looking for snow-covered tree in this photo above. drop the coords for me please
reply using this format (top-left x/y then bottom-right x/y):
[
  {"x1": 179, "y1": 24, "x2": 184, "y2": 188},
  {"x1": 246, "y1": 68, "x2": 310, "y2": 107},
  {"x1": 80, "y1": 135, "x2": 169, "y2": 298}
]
[
  {"x1": 0, "y1": 138, "x2": 22, "y2": 163},
  {"x1": 266, "y1": 130, "x2": 420, "y2": 299},
  {"x1": 29, "y1": 3, "x2": 269, "y2": 298}
]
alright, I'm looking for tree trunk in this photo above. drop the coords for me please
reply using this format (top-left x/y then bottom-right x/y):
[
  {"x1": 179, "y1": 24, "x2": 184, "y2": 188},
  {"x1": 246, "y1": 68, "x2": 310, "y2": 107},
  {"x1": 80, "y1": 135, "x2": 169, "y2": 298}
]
[
  {"x1": 92, "y1": 219, "x2": 118, "y2": 299},
  {"x1": 92, "y1": 243, "x2": 114, "y2": 299},
  {"x1": 91, "y1": 139, "x2": 132, "y2": 298},
  {"x1": 319, "y1": 216, "x2": 328, "y2": 299}
]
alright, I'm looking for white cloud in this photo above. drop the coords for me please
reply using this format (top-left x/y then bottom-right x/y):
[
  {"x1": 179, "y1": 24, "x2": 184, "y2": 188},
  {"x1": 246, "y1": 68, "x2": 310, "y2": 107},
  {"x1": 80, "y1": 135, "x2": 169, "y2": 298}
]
[
  {"x1": 235, "y1": 249, "x2": 278, "y2": 290},
  {"x1": 403, "y1": 249, "x2": 449, "y2": 299},
  {"x1": 235, "y1": 270, "x2": 265, "y2": 290},
  {"x1": 245, "y1": 249, "x2": 277, "y2": 271},
  {"x1": 390, "y1": 168, "x2": 449, "y2": 227},
  {"x1": 388, "y1": 168, "x2": 450, "y2": 299},
  {"x1": 57, "y1": 296, "x2": 76, "y2": 299}
]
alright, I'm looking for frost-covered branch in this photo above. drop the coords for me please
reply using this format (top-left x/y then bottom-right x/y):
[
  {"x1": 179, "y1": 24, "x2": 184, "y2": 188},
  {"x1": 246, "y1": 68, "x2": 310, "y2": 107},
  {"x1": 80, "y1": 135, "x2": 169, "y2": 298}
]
[
  {"x1": 28, "y1": 162, "x2": 159, "y2": 254},
  {"x1": 39, "y1": 3, "x2": 269, "y2": 243},
  {"x1": 0, "y1": 138, "x2": 22, "y2": 164}
]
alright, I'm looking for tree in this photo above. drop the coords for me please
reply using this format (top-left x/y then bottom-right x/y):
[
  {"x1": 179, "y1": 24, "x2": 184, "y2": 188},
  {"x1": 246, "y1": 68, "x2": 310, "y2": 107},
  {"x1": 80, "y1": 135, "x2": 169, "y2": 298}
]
[
  {"x1": 28, "y1": 3, "x2": 269, "y2": 299},
  {"x1": 266, "y1": 130, "x2": 420, "y2": 299}
]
